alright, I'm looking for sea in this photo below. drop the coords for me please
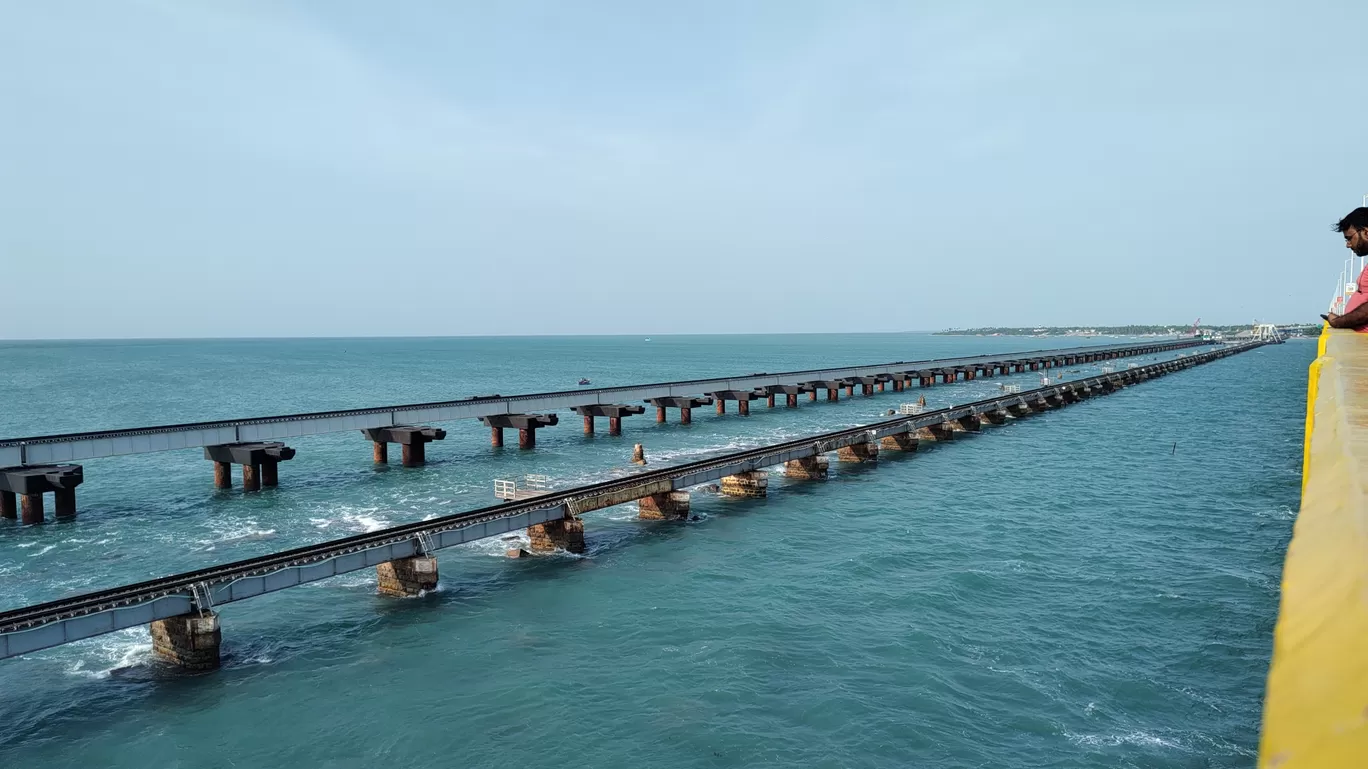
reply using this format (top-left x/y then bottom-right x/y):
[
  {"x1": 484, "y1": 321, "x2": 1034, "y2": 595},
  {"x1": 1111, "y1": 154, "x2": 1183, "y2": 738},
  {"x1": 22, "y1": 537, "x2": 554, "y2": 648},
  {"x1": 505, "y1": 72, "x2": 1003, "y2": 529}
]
[{"x1": 0, "y1": 334, "x2": 1306, "y2": 768}]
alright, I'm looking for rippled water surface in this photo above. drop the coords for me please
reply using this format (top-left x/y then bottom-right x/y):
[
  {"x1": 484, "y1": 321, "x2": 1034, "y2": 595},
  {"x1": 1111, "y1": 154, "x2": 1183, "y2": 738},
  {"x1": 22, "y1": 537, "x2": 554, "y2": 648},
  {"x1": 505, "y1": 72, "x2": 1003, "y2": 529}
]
[{"x1": 0, "y1": 334, "x2": 1306, "y2": 768}]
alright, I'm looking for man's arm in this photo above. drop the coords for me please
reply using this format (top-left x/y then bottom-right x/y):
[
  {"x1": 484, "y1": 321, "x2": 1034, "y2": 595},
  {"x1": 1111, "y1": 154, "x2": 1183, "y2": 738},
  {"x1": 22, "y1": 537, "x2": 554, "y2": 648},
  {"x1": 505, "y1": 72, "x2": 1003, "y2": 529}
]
[{"x1": 1327, "y1": 304, "x2": 1368, "y2": 329}]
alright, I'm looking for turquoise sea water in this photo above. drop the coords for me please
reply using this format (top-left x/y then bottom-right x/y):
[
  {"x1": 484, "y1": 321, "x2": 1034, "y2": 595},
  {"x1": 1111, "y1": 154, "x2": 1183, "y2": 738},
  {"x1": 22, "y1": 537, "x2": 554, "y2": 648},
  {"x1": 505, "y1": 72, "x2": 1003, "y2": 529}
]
[{"x1": 0, "y1": 334, "x2": 1305, "y2": 768}]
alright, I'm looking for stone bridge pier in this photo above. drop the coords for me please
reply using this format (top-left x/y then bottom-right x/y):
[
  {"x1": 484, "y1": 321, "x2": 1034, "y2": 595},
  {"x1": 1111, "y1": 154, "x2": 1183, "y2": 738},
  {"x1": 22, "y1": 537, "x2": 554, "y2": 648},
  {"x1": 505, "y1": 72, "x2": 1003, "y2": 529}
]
[
  {"x1": 917, "y1": 423, "x2": 956, "y2": 442},
  {"x1": 0, "y1": 464, "x2": 84, "y2": 523},
  {"x1": 638, "y1": 491, "x2": 691, "y2": 520},
  {"x1": 205, "y1": 442, "x2": 295, "y2": 491},
  {"x1": 480, "y1": 414, "x2": 558, "y2": 449},
  {"x1": 721, "y1": 471, "x2": 769, "y2": 497},
  {"x1": 880, "y1": 433, "x2": 918, "y2": 452},
  {"x1": 784, "y1": 455, "x2": 829, "y2": 479},
  {"x1": 838, "y1": 441, "x2": 879, "y2": 463},
  {"x1": 572, "y1": 404, "x2": 645, "y2": 435},
  {"x1": 150, "y1": 612, "x2": 221, "y2": 671},
  {"x1": 362, "y1": 426, "x2": 446, "y2": 467},
  {"x1": 376, "y1": 555, "x2": 439, "y2": 597},
  {"x1": 528, "y1": 512, "x2": 586, "y2": 553},
  {"x1": 982, "y1": 410, "x2": 1009, "y2": 425},
  {"x1": 955, "y1": 415, "x2": 982, "y2": 433}
]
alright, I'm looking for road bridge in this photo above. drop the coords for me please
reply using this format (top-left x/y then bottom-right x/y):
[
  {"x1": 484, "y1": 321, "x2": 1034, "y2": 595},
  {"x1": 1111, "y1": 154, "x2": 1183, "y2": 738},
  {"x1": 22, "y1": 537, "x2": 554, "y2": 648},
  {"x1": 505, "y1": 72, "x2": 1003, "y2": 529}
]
[
  {"x1": 0, "y1": 338, "x2": 1208, "y2": 520},
  {"x1": 0, "y1": 340, "x2": 1257, "y2": 667}
]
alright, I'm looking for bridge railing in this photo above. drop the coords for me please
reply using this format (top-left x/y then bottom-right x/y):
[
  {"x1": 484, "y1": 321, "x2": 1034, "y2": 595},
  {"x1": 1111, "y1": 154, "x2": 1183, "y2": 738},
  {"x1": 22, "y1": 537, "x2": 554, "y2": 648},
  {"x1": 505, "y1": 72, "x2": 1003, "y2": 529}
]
[{"x1": 1261, "y1": 327, "x2": 1368, "y2": 767}]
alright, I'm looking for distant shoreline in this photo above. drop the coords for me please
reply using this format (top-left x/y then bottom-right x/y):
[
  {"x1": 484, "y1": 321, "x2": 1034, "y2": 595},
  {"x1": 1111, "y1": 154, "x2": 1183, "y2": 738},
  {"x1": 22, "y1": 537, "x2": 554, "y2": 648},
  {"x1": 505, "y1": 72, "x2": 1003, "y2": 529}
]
[{"x1": 936, "y1": 324, "x2": 1317, "y2": 337}]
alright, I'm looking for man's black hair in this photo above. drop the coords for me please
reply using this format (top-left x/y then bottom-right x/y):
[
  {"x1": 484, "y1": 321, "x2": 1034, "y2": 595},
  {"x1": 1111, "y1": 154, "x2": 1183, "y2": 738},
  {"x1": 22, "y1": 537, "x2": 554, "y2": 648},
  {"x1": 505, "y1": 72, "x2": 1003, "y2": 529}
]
[{"x1": 1335, "y1": 207, "x2": 1368, "y2": 233}]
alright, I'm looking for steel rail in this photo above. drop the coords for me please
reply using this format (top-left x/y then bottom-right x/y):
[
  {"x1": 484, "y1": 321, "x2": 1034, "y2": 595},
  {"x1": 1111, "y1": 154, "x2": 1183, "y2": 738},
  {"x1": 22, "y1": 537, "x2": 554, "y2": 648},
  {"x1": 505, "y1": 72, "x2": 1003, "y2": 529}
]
[
  {"x1": 0, "y1": 341, "x2": 1255, "y2": 639},
  {"x1": 0, "y1": 338, "x2": 1204, "y2": 449}
]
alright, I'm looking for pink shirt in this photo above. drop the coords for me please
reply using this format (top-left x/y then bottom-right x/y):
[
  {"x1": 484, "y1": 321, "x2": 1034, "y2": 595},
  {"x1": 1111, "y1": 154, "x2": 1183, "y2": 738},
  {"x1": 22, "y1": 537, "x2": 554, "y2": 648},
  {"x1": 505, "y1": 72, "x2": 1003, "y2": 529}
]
[{"x1": 1346, "y1": 269, "x2": 1368, "y2": 332}]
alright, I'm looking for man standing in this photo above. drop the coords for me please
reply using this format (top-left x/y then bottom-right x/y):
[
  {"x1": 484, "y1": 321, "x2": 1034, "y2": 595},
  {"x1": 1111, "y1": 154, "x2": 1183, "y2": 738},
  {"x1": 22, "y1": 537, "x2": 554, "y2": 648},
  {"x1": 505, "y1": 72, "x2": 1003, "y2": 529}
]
[{"x1": 1326, "y1": 207, "x2": 1368, "y2": 332}]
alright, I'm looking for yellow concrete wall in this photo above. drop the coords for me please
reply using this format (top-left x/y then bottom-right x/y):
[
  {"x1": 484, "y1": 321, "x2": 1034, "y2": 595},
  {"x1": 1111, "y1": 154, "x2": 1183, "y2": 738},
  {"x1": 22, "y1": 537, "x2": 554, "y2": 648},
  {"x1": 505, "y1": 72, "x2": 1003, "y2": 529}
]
[{"x1": 1261, "y1": 328, "x2": 1368, "y2": 768}]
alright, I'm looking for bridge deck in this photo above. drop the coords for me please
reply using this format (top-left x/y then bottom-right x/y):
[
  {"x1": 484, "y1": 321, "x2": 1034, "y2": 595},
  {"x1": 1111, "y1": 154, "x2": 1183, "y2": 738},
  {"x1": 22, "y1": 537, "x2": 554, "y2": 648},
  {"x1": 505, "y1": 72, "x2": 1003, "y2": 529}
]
[
  {"x1": 0, "y1": 341, "x2": 1255, "y2": 661},
  {"x1": 1261, "y1": 329, "x2": 1368, "y2": 767},
  {"x1": 0, "y1": 339, "x2": 1204, "y2": 466}
]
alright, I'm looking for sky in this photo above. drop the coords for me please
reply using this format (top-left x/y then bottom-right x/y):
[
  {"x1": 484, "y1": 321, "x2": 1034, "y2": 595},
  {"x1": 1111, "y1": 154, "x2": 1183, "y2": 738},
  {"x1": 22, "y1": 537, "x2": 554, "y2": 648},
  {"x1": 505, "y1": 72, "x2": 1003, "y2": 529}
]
[{"x1": 1, "y1": 1, "x2": 1364, "y2": 339}]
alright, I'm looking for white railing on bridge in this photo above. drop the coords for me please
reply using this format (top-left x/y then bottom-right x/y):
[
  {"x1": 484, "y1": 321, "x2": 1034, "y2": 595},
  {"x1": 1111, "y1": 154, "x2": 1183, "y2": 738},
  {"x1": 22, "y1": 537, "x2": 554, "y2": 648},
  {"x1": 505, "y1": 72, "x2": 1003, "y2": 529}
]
[
  {"x1": 897, "y1": 403, "x2": 926, "y2": 415},
  {"x1": 494, "y1": 474, "x2": 555, "y2": 500},
  {"x1": 1000, "y1": 384, "x2": 1022, "y2": 394}
]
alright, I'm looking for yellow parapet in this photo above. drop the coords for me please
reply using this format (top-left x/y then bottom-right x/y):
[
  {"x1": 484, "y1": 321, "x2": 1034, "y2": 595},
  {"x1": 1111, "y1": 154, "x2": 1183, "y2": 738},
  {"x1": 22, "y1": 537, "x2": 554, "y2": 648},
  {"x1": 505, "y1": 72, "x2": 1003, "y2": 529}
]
[{"x1": 1261, "y1": 327, "x2": 1368, "y2": 768}]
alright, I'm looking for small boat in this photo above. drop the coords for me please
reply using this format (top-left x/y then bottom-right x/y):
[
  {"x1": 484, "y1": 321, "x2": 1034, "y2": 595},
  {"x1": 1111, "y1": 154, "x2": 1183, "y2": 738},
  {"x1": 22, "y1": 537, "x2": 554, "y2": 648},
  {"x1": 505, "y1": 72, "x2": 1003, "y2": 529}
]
[
  {"x1": 578, "y1": 378, "x2": 592, "y2": 386},
  {"x1": 644, "y1": 337, "x2": 652, "y2": 342}
]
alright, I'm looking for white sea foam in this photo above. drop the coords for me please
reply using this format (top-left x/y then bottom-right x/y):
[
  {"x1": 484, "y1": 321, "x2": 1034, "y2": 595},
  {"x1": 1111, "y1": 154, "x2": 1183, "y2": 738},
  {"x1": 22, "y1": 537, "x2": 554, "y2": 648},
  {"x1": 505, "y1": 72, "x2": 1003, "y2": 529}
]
[
  {"x1": 61, "y1": 628, "x2": 151, "y2": 679},
  {"x1": 1066, "y1": 730, "x2": 1188, "y2": 751},
  {"x1": 461, "y1": 531, "x2": 530, "y2": 557},
  {"x1": 310, "y1": 508, "x2": 393, "y2": 534},
  {"x1": 196, "y1": 518, "x2": 277, "y2": 551}
]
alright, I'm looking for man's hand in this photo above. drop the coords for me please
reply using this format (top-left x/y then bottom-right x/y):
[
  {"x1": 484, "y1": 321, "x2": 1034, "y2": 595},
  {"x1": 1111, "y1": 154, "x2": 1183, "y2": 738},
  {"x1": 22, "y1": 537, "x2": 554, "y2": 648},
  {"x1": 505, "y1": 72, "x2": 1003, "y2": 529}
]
[{"x1": 1326, "y1": 306, "x2": 1368, "y2": 329}]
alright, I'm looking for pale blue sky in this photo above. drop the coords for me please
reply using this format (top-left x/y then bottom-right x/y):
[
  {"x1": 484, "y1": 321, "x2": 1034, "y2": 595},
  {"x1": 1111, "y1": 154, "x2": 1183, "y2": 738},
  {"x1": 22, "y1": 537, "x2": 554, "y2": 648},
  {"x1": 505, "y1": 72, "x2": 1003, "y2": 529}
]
[{"x1": 1, "y1": 1, "x2": 1363, "y2": 338}]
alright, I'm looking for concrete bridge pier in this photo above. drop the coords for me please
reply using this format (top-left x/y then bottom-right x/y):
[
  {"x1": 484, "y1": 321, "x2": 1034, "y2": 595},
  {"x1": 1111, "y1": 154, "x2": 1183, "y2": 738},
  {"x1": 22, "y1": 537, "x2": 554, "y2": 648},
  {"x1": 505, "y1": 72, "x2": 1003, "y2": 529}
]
[
  {"x1": 572, "y1": 404, "x2": 645, "y2": 436},
  {"x1": 529, "y1": 512, "x2": 586, "y2": 553},
  {"x1": 150, "y1": 612, "x2": 221, "y2": 671},
  {"x1": 880, "y1": 433, "x2": 918, "y2": 452},
  {"x1": 955, "y1": 415, "x2": 983, "y2": 432},
  {"x1": 638, "y1": 491, "x2": 691, "y2": 520},
  {"x1": 707, "y1": 390, "x2": 764, "y2": 417},
  {"x1": 1007, "y1": 403, "x2": 1032, "y2": 418},
  {"x1": 784, "y1": 455, "x2": 829, "y2": 479},
  {"x1": 1, "y1": 465, "x2": 84, "y2": 523},
  {"x1": 645, "y1": 396, "x2": 714, "y2": 425},
  {"x1": 721, "y1": 471, "x2": 768, "y2": 497},
  {"x1": 362, "y1": 426, "x2": 447, "y2": 467},
  {"x1": 480, "y1": 414, "x2": 559, "y2": 449},
  {"x1": 837, "y1": 442, "x2": 879, "y2": 463},
  {"x1": 760, "y1": 384, "x2": 810, "y2": 409},
  {"x1": 205, "y1": 442, "x2": 295, "y2": 491},
  {"x1": 803, "y1": 380, "x2": 844, "y2": 402},
  {"x1": 376, "y1": 556, "x2": 438, "y2": 597},
  {"x1": 982, "y1": 410, "x2": 1009, "y2": 426}
]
